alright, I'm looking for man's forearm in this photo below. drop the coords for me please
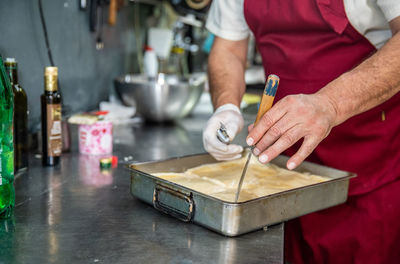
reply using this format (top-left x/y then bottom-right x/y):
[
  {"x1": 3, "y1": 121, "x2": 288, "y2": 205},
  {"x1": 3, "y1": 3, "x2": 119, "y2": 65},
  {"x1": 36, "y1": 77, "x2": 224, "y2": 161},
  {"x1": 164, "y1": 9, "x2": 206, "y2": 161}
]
[
  {"x1": 318, "y1": 22, "x2": 400, "y2": 126},
  {"x1": 208, "y1": 37, "x2": 248, "y2": 110}
]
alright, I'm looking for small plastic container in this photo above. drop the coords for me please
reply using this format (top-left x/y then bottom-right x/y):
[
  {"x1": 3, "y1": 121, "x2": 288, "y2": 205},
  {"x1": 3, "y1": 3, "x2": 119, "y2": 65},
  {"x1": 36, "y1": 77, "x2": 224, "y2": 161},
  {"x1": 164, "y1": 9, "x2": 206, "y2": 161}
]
[
  {"x1": 143, "y1": 46, "x2": 158, "y2": 78},
  {"x1": 79, "y1": 120, "x2": 112, "y2": 155}
]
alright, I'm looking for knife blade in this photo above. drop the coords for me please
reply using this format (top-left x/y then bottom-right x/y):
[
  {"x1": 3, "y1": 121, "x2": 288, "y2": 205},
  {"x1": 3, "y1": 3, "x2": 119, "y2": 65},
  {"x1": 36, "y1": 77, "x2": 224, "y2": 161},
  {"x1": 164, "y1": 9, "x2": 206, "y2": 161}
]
[
  {"x1": 234, "y1": 74, "x2": 280, "y2": 202},
  {"x1": 234, "y1": 149, "x2": 253, "y2": 202}
]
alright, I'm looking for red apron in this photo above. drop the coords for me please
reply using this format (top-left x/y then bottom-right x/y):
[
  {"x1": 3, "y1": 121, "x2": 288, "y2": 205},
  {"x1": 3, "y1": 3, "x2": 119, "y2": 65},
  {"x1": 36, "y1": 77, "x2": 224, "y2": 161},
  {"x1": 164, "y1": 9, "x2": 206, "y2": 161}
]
[{"x1": 243, "y1": 0, "x2": 400, "y2": 263}]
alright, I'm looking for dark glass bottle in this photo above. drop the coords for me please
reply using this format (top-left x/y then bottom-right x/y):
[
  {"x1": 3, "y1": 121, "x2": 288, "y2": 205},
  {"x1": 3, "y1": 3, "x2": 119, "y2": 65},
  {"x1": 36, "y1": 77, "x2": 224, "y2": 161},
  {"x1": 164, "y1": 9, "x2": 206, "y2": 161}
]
[
  {"x1": 41, "y1": 67, "x2": 62, "y2": 166},
  {"x1": 4, "y1": 58, "x2": 28, "y2": 173}
]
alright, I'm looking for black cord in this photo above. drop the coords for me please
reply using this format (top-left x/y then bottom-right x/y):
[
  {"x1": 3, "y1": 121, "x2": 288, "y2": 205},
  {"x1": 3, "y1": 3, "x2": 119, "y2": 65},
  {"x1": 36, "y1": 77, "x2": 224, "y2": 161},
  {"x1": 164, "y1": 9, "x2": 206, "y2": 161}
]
[
  {"x1": 37, "y1": 0, "x2": 69, "y2": 113},
  {"x1": 38, "y1": 0, "x2": 55, "y2": 67}
]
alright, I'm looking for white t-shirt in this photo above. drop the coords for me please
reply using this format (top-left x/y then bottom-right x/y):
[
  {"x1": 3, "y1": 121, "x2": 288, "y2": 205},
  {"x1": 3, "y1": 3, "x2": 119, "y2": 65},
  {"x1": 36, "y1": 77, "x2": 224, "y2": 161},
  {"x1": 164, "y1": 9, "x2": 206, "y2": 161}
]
[{"x1": 206, "y1": 0, "x2": 400, "y2": 49}]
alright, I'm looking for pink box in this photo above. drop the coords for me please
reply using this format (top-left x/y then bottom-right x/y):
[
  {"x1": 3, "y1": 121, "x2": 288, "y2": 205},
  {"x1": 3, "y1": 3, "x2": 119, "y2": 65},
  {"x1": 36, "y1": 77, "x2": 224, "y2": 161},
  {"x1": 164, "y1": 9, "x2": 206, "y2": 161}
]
[{"x1": 79, "y1": 121, "x2": 113, "y2": 155}]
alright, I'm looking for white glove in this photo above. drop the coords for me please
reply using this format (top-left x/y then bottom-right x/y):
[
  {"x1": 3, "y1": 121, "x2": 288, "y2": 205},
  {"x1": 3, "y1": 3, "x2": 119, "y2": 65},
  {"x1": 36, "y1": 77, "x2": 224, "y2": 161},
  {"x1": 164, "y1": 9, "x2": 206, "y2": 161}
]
[{"x1": 203, "y1": 104, "x2": 244, "y2": 160}]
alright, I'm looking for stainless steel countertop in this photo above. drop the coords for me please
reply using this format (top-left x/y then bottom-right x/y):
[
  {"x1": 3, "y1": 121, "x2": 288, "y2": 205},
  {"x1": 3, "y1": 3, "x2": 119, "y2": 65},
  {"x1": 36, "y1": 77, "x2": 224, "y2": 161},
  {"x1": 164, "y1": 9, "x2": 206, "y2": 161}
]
[{"x1": 0, "y1": 113, "x2": 284, "y2": 264}]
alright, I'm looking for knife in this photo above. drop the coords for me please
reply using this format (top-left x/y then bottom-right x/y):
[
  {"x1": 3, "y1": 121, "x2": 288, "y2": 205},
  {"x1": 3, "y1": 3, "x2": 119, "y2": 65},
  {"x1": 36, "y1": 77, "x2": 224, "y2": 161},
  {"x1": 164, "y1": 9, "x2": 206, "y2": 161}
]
[{"x1": 234, "y1": 74, "x2": 280, "y2": 202}]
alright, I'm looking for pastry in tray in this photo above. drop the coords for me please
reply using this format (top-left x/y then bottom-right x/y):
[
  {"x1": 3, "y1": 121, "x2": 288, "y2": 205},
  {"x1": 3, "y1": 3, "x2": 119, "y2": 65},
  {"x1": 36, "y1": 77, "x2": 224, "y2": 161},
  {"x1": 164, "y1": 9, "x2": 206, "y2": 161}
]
[{"x1": 152, "y1": 155, "x2": 329, "y2": 202}]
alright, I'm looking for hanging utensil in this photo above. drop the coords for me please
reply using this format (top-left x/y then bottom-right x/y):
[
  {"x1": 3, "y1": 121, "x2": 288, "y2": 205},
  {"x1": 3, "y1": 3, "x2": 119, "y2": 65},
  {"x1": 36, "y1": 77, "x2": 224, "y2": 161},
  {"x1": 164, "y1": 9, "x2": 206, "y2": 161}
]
[{"x1": 108, "y1": 0, "x2": 117, "y2": 25}]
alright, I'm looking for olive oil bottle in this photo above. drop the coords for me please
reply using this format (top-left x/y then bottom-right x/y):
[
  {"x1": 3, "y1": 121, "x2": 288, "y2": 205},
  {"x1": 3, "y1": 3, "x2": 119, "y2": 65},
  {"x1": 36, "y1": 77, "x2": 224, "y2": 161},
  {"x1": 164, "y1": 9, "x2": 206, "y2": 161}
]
[
  {"x1": 4, "y1": 58, "x2": 28, "y2": 173},
  {"x1": 41, "y1": 67, "x2": 62, "y2": 166}
]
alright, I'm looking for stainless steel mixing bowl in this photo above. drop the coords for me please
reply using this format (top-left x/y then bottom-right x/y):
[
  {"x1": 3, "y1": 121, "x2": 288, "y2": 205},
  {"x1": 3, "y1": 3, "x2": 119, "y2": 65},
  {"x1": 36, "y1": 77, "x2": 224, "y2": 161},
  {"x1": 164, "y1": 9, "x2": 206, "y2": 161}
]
[{"x1": 114, "y1": 73, "x2": 206, "y2": 122}]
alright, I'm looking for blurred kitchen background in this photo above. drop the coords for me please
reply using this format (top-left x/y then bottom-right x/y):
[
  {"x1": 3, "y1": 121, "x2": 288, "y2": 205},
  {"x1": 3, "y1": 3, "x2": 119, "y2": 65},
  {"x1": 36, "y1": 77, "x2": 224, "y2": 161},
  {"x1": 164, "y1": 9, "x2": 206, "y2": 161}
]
[{"x1": 0, "y1": 0, "x2": 264, "y2": 142}]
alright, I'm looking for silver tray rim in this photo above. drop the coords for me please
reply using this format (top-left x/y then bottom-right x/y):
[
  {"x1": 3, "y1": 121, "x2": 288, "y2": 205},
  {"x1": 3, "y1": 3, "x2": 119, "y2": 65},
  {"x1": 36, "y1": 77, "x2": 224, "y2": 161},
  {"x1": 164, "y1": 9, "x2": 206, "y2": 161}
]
[{"x1": 129, "y1": 151, "x2": 357, "y2": 205}]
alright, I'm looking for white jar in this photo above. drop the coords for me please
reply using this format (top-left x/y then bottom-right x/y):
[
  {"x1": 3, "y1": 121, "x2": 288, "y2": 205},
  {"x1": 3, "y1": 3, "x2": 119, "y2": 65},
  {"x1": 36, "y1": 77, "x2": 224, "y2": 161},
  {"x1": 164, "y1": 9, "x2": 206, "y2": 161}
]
[{"x1": 143, "y1": 46, "x2": 159, "y2": 78}]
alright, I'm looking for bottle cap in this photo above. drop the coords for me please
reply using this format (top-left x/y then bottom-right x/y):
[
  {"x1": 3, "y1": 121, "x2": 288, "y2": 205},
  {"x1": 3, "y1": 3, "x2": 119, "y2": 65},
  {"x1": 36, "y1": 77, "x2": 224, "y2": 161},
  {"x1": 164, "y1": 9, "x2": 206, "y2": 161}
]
[
  {"x1": 44, "y1": 66, "x2": 58, "y2": 92},
  {"x1": 4, "y1": 58, "x2": 17, "y2": 68},
  {"x1": 5, "y1": 58, "x2": 16, "y2": 63},
  {"x1": 100, "y1": 157, "x2": 112, "y2": 170},
  {"x1": 45, "y1": 67, "x2": 58, "y2": 76},
  {"x1": 111, "y1": 156, "x2": 118, "y2": 168}
]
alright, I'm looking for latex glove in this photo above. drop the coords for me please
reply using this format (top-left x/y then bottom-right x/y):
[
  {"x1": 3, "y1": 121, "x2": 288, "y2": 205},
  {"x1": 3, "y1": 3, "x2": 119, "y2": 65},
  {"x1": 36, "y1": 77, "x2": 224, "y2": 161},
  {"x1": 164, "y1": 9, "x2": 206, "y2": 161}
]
[{"x1": 203, "y1": 104, "x2": 244, "y2": 160}]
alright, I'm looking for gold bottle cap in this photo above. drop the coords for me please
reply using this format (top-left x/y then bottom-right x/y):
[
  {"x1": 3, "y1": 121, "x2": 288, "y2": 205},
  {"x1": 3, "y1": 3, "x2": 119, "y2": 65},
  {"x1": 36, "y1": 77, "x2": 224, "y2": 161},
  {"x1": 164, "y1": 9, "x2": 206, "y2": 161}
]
[{"x1": 44, "y1": 66, "x2": 58, "y2": 92}]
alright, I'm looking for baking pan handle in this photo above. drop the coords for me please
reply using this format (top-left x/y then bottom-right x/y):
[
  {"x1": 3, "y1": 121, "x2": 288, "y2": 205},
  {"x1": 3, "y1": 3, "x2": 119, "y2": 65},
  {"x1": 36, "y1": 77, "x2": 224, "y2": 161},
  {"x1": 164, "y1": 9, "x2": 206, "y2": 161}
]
[{"x1": 153, "y1": 185, "x2": 194, "y2": 222}]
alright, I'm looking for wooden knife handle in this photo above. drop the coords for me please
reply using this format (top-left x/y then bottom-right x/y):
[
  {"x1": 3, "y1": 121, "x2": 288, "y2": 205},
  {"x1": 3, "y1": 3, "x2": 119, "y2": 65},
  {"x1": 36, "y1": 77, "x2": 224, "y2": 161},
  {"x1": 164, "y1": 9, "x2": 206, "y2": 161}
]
[
  {"x1": 108, "y1": 0, "x2": 117, "y2": 25},
  {"x1": 254, "y1": 74, "x2": 280, "y2": 126}
]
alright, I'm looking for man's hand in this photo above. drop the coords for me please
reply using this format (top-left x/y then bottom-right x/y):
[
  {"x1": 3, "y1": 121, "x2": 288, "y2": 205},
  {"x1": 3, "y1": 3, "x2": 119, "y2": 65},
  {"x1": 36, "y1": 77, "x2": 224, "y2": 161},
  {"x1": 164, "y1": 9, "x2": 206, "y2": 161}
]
[
  {"x1": 203, "y1": 104, "x2": 244, "y2": 160},
  {"x1": 246, "y1": 93, "x2": 338, "y2": 170}
]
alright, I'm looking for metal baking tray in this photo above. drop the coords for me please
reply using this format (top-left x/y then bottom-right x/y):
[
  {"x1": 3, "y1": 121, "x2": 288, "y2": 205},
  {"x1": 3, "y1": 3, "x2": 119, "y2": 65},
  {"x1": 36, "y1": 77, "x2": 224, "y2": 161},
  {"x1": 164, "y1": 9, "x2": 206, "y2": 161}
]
[{"x1": 129, "y1": 150, "x2": 355, "y2": 236}]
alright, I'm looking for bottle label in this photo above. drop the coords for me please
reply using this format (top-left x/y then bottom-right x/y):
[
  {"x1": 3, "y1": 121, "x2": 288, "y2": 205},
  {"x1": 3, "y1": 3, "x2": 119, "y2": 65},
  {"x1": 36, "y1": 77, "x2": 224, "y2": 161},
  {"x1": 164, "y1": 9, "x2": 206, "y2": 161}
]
[
  {"x1": 46, "y1": 104, "x2": 62, "y2": 157},
  {"x1": 0, "y1": 147, "x2": 14, "y2": 186}
]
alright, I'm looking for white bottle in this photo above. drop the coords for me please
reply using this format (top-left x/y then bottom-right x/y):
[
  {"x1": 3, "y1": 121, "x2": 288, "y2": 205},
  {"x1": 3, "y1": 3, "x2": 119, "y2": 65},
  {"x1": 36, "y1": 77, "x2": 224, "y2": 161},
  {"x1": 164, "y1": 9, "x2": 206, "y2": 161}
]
[{"x1": 143, "y1": 46, "x2": 158, "y2": 78}]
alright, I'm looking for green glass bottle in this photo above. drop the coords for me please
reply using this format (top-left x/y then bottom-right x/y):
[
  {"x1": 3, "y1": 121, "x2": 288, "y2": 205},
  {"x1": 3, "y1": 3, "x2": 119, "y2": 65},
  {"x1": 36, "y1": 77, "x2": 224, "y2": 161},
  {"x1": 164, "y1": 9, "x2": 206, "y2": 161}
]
[
  {"x1": 5, "y1": 58, "x2": 28, "y2": 173},
  {"x1": 0, "y1": 216, "x2": 16, "y2": 261},
  {"x1": 0, "y1": 55, "x2": 15, "y2": 219}
]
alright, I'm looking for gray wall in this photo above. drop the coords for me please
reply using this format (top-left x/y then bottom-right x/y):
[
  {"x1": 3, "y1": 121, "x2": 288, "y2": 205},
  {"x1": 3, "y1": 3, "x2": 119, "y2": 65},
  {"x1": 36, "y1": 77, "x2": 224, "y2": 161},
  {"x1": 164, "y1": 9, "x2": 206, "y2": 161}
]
[{"x1": 0, "y1": 0, "x2": 146, "y2": 132}]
